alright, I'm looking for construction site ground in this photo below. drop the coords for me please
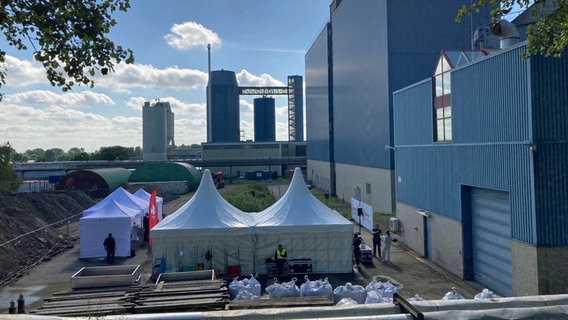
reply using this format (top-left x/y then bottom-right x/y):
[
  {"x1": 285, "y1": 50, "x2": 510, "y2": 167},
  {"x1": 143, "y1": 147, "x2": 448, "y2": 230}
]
[{"x1": 0, "y1": 185, "x2": 483, "y2": 315}]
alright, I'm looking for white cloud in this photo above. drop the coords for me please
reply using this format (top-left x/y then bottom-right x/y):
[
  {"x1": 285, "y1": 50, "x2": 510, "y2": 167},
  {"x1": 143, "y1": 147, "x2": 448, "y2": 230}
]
[
  {"x1": 126, "y1": 96, "x2": 204, "y2": 116},
  {"x1": 174, "y1": 118, "x2": 207, "y2": 145},
  {"x1": 96, "y1": 63, "x2": 208, "y2": 93},
  {"x1": 126, "y1": 97, "x2": 148, "y2": 110},
  {"x1": 236, "y1": 70, "x2": 286, "y2": 87},
  {"x1": 0, "y1": 103, "x2": 142, "y2": 152},
  {"x1": 4, "y1": 55, "x2": 47, "y2": 87},
  {"x1": 165, "y1": 21, "x2": 222, "y2": 50},
  {"x1": 240, "y1": 99, "x2": 253, "y2": 115},
  {"x1": 4, "y1": 90, "x2": 115, "y2": 107}
]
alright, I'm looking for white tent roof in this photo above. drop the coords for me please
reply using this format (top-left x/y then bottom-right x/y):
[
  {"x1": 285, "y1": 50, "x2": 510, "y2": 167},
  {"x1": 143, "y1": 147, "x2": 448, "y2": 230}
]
[
  {"x1": 84, "y1": 186, "x2": 147, "y2": 226},
  {"x1": 84, "y1": 199, "x2": 143, "y2": 219},
  {"x1": 152, "y1": 169, "x2": 254, "y2": 233},
  {"x1": 133, "y1": 188, "x2": 163, "y2": 203},
  {"x1": 255, "y1": 167, "x2": 352, "y2": 231},
  {"x1": 132, "y1": 188, "x2": 163, "y2": 221}
]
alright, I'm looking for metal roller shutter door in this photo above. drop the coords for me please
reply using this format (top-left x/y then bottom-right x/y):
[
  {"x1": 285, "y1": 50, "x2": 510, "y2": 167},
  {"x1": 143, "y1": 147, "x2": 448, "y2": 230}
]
[{"x1": 471, "y1": 188, "x2": 512, "y2": 296}]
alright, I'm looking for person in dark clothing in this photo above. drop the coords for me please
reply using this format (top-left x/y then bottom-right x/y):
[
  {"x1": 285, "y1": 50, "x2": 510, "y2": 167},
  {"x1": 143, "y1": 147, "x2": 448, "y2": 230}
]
[
  {"x1": 275, "y1": 244, "x2": 288, "y2": 275},
  {"x1": 372, "y1": 224, "x2": 382, "y2": 259},
  {"x1": 143, "y1": 213, "x2": 149, "y2": 242},
  {"x1": 103, "y1": 233, "x2": 116, "y2": 264},
  {"x1": 353, "y1": 234, "x2": 362, "y2": 267}
]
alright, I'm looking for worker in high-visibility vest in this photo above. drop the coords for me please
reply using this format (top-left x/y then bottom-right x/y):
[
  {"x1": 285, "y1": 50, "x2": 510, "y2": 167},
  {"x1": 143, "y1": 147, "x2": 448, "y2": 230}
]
[{"x1": 275, "y1": 244, "x2": 288, "y2": 275}]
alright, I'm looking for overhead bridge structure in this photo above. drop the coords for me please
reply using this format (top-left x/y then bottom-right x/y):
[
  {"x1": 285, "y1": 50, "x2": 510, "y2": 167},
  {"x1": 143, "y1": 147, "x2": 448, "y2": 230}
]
[{"x1": 12, "y1": 157, "x2": 307, "y2": 180}]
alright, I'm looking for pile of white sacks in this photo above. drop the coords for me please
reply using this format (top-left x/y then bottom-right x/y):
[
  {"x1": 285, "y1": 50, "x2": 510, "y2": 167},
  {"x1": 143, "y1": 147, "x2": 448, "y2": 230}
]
[{"x1": 228, "y1": 275, "x2": 499, "y2": 305}]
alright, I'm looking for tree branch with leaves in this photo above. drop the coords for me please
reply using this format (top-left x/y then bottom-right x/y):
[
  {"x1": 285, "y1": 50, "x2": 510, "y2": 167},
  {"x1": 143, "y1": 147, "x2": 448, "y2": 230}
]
[
  {"x1": 457, "y1": 0, "x2": 568, "y2": 58},
  {"x1": 0, "y1": 0, "x2": 135, "y2": 100}
]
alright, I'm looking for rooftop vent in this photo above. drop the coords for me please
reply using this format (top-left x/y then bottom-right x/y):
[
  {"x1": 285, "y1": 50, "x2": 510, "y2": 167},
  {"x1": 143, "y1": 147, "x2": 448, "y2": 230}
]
[{"x1": 490, "y1": 19, "x2": 520, "y2": 49}]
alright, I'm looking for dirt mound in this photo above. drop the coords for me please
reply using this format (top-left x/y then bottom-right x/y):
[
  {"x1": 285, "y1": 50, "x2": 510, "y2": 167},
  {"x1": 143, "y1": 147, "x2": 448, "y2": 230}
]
[{"x1": 0, "y1": 191, "x2": 96, "y2": 283}]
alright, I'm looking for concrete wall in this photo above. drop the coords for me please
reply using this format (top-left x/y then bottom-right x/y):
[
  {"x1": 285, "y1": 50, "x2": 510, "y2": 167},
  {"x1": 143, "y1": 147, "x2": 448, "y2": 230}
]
[
  {"x1": 511, "y1": 240, "x2": 539, "y2": 296},
  {"x1": 335, "y1": 163, "x2": 394, "y2": 213},
  {"x1": 396, "y1": 202, "x2": 463, "y2": 279},
  {"x1": 307, "y1": 159, "x2": 332, "y2": 194},
  {"x1": 536, "y1": 246, "x2": 568, "y2": 295}
]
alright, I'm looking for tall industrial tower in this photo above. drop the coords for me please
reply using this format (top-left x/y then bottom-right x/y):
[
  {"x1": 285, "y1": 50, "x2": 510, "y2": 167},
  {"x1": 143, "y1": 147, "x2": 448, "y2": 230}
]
[{"x1": 142, "y1": 101, "x2": 175, "y2": 161}]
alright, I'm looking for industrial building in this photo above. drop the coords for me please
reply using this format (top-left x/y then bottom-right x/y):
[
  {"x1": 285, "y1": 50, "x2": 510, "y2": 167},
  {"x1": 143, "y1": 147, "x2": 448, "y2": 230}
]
[
  {"x1": 140, "y1": 71, "x2": 305, "y2": 176},
  {"x1": 142, "y1": 101, "x2": 175, "y2": 161},
  {"x1": 304, "y1": 0, "x2": 494, "y2": 213},
  {"x1": 392, "y1": 38, "x2": 568, "y2": 296},
  {"x1": 201, "y1": 141, "x2": 306, "y2": 178},
  {"x1": 304, "y1": 0, "x2": 567, "y2": 297},
  {"x1": 206, "y1": 70, "x2": 304, "y2": 143}
]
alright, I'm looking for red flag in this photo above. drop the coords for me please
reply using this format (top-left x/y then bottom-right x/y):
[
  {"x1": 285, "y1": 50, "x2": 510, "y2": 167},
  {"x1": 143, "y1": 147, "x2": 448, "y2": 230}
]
[{"x1": 148, "y1": 190, "x2": 159, "y2": 245}]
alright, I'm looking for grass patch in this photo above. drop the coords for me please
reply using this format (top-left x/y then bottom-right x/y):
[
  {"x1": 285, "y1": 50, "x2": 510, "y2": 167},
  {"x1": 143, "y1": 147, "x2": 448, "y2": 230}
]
[
  {"x1": 222, "y1": 183, "x2": 276, "y2": 212},
  {"x1": 222, "y1": 182, "x2": 395, "y2": 231}
]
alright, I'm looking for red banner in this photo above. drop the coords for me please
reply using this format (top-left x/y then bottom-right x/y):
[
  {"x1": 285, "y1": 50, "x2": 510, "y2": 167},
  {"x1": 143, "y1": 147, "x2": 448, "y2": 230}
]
[{"x1": 148, "y1": 190, "x2": 159, "y2": 245}]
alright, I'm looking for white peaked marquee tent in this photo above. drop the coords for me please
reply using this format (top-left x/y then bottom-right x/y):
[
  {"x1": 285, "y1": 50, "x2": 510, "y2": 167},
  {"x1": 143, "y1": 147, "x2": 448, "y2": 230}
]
[
  {"x1": 254, "y1": 167, "x2": 353, "y2": 274},
  {"x1": 150, "y1": 167, "x2": 353, "y2": 276},
  {"x1": 133, "y1": 188, "x2": 164, "y2": 221},
  {"x1": 151, "y1": 170, "x2": 257, "y2": 274},
  {"x1": 79, "y1": 200, "x2": 140, "y2": 258},
  {"x1": 83, "y1": 186, "x2": 147, "y2": 226}
]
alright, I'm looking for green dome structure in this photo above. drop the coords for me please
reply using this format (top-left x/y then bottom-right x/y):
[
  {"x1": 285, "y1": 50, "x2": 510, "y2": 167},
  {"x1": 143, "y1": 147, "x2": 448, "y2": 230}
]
[
  {"x1": 56, "y1": 168, "x2": 132, "y2": 198},
  {"x1": 129, "y1": 162, "x2": 202, "y2": 192}
]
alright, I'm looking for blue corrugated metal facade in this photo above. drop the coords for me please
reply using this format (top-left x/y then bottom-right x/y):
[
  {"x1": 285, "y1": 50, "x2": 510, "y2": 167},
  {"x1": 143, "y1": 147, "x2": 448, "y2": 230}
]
[
  {"x1": 306, "y1": 25, "x2": 332, "y2": 162},
  {"x1": 305, "y1": 0, "x2": 493, "y2": 212},
  {"x1": 530, "y1": 53, "x2": 568, "y2": 246},
  {"x1": 327, "y1": 0, "x2": 491, "y2": 169},
  {"x1": 393, "y1": 43, "x2": 568, "y2": 246}
]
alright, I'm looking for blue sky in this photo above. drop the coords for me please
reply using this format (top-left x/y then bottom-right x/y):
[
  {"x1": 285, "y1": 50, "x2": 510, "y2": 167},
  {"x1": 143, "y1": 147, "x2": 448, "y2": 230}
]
[{"x1": 1, "y1": 0, "x2": 331, "y2": 153}]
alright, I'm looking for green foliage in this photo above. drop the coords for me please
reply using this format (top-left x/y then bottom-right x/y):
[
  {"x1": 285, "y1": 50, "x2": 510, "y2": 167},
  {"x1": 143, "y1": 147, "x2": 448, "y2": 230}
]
[
  {"x1": 0, "y1": 0, "x2": 135, "y2": 99},
  {"x1": 67, "y1": 147, "x2": 90, "y2": 161},
  {"x1": 223, "y1": 183, "x2": 276, "y2": 212},
  {"x1": 91, "y1": 145, "x2": 131, "y2": 160},
  {"x1": 456, "y1": 0, "x2": 568, "y2": 58},
  {"x1": 10, "y1": 145, "x2": 143, "y2": 162},
  {"x1": 0, "y1": 143, "x2": 20, "y2": 195},
  {"x1": 44, "y1": 148, "x2": 66, "y2": 161}
]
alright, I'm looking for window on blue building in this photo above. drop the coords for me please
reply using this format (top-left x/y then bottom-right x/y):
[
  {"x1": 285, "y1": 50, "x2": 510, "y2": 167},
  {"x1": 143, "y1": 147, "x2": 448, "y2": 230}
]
[
  {"x1": 433, "y1": 50, "x2": 488, "y2": 142},
  {"x1": 433, "y1": 53, "x2": 452, "y2": 142}
]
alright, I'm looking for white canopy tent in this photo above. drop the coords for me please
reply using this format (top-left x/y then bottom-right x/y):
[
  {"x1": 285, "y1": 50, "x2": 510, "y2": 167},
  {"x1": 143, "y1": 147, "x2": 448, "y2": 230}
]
[
  {"x1": 83, "y1": 187, "x2": 147, "y2": 227},
  {"x1": 254, "y1": 167, "x2": 354, "y2": 274},
  {"x1": 79, "y1": 200, "x2": 140, "y2": 258},
  {"x1": 133, "y1": 188, "x2": 164, "y2": 221},
  {"x1": 151, "y1": 170, "x2": 256, "y2": 274}
]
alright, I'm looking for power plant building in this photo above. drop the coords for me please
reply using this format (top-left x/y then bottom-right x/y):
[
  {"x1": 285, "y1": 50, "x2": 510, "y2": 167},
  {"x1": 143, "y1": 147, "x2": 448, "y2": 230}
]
[
  {"x1": 306, "y1": 0, "x2": 567, "y2": 298},
  {"x1": 207, "y1": 70, "x2": 303, "y2": 143},
  {"x1": 206, "y1": 70, "x2": 240, "y2": 143},
  {"x1": 305, "y1": 0, "x2": 493, "y2": 213},
  {"x1": 254, "y1": 97, "x2": 276, "y2": 142},
  {"x1": 142, "y1": 101, "x2": 175, "y2": 161}
]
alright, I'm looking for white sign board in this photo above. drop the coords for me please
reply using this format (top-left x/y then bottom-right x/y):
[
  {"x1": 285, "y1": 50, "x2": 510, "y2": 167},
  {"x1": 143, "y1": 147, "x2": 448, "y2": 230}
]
[{"x1": 351, "y1": 198, "x2": 373, "y2": 231}]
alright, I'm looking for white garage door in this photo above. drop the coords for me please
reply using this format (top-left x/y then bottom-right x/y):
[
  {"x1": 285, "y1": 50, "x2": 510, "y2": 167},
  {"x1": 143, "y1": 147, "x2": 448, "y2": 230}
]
[{"x1": 471, "y1": 188, "x2": 512, "y2": 296}]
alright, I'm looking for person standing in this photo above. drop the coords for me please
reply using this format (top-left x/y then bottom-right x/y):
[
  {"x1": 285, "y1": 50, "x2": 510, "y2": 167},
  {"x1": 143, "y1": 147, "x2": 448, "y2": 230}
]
[
  {"x1": 103, "y1": 233, "x2": 116, "y2": 264},
  {"x1": 372, "y1": 224, "x2": 382, "y2": 259},
  {"x1": 131, "y1": 222, "x2": 139, "y2": 242},
  {"x1": 143, "y1": 213, "x2": 149, "y2": 243},
  {"x1": 353, "y1": 234, "x2": 362, "y2": 267},
  {"x1": 275, "y1": 244, "x2": 288, "y2": 275},
  {"x1": 382, "y1": 231, "x2": 392, "y2": 263}
]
